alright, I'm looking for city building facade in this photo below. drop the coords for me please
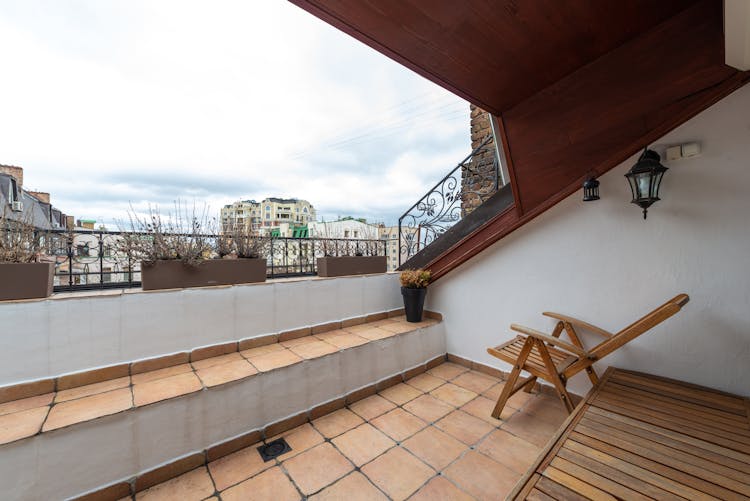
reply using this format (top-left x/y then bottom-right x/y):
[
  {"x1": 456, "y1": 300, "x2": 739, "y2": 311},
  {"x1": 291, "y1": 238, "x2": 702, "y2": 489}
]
[{"x1": 221, "y1": 197, "x2": 315, "y2": 234}]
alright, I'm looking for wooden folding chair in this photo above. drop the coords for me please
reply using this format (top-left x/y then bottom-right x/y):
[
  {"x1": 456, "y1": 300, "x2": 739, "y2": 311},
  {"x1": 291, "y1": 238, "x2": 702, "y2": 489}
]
[{"x1": 486, "y1": 293, "x2": 689, "y2": 417}]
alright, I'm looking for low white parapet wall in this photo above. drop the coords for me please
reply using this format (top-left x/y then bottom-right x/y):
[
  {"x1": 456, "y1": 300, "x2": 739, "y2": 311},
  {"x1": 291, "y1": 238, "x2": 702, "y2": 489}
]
[{"x1": 0, "y1": 274, "x2": 402, "y2": 386}]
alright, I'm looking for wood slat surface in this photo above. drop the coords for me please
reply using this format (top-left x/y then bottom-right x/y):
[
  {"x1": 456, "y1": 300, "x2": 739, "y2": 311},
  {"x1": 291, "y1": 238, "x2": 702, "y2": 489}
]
[{"x1": 508, "y1": 367, "x2": 750, "y2": 500}]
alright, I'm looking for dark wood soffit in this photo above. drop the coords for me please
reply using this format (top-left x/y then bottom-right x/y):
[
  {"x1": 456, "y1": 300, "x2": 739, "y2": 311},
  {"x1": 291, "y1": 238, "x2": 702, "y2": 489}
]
[
  {"x1": 505, "y1": 0, "x2": 735, "y2": 212},
  {"x1": 426, "y1": 1, "x2": 749, "y2": 281},
  {"x1": 429, "y1": 71, "x2": 750, "y2": 282},
  {"x1": 288, "y1": 0, "x2": 696, "y2": 116}
]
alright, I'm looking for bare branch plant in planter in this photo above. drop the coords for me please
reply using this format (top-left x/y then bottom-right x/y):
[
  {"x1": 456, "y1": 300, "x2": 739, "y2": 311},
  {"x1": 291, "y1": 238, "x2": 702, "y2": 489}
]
[
  {"x1": 0, "y1": 210, "x2": 54, "y2": 300},
  {"x1": 119, "y1": 202, "x2": 266, "y2": 290}
]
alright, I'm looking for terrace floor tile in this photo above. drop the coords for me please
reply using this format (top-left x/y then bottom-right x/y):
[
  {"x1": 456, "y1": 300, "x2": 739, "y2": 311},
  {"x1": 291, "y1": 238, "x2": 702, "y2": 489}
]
[
  {"x1": 136, "y1": 467, "x2": 215, "y2": 501},
  {"x1": 409, "y1": 476, "x2": 474, "y2": 501},
  {"x1": 43, "y1": 387, "x2": 132, "y2": 431},
  {"x1": 0, "y1": 393, "x2": 53, "y2": 417},
  {"x1": 378, "y1": 383, "x2": 421, "y2": 406},
  {"x1": 401, "y1": 427, "x2": 466, "y2": 470},
  {"x1": 442, "y1": 451, "x2": 518, "y2": 500},
  {"x1": 319, "y1": 333, "x2": 368, "y2": 349},
  {"x1": 288, "y1": 340, "x2": 339, "y2": 359},
  {"x1": 426, "y1": 362, "x2": 470, "y2": 381},
  {"x1": 370, "y1": 408, "x2": 427, "y2": 442},
  {"x1": 434, "y1": 409, "x2": 495, "y2": 445},
  {"x1": 239, "y1": 343, "x2": 285, "y2": 359},
  {"x1": 221, "y1": 467, "x2": 300, "y2": 501},
  {"x1": 195, "y1": 359, "x2": 258, "y2": 387},
  {"x1": 0, "y1": 406, "x2": 49, "y2": 444},
  {"x1": 132, "y1": 372, "x2": 202, "y2": 407},
  {"x1": 403, "y1": 394, "x2": 453, "y2": 423},
  {"x1": 405, "y1": 373, "x2": 444, "y2": 392},
  {"x1": 429, "y1": 383, "x2": 477, "y2": 407},
  {"x1": 55, "y1": 376, "x2": 131, "y2": 403},
  {"x1": 282, "y1": 442, "x2": 354, "y2": 495},
  {"x1": 354, "y1": 327, "x2": 397, "y2": 341},
  {"x1": 308, "y1": 472, "x2": 387, "y2": 501},
  {"x1": 450, "y1": 371, "x2": 497, "y2": 394},
  {"x1": 348, "y1": 394, "x2": 396, "y2": 421},
  {"x1": 248, "y1": 349, "x2": 302, "y2": 372},
  {"x1": 461, "y1": 395, "x2": 514, "y2": 424},
  {"x1": 190, "y1": 352, "x2": 243, "y2": 370},
  {"x1": 131, "y1": 364, "x2": 193, "y2": 385},
  {"x1": 312, "y1": 408, "x2": 364, "y2": 438},
  {"x1": 331, "y1": 423, "x2": 395, "y2": 466},
  {"x1": 360, "y1": 447, "x2": 434, "y2": 501},
  {"x1": 271, "y1": 423, "x2": 325, "y2": 462},
  {"x1": 477, "y1": 429, "x2": 541, "y2": 475},
  {"x1": 208, "y1": 441, "x2": 272, "y2": 491}
]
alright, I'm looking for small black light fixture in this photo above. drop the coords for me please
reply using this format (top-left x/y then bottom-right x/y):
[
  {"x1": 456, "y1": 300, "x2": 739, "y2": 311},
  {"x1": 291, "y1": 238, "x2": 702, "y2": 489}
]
[
  {"x1": 625, "y1": 147, "x2": 668, "y2": 219},
  {"x1": 582, "y1": 177, "x2": 600, "y2": 202}
]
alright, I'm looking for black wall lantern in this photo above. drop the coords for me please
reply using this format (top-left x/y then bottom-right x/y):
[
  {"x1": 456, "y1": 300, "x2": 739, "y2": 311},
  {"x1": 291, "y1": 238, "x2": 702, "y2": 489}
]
[
  {"x1": 625, "y1": 147, "x2": 668, "y2": 219},
  {"x1": 582, "y1": 178, "x2": 600, "y2": 201}
]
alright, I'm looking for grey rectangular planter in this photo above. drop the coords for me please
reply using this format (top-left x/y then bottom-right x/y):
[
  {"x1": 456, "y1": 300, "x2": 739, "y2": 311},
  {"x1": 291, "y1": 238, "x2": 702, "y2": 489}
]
[
  {"x1": 317, "y1": 256, "x2": 387, "y2": 277},
  {"x1": 140, "y1": 259, "x2": 267, "y2": 291},
  {"x1": 0, "y1": 262, "x2": 55, "y2": 301}
]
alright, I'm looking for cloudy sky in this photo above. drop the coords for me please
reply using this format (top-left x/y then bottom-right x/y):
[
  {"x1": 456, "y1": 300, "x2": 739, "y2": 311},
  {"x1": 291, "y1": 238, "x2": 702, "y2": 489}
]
[{"x1": 0, "y1": 1, "x2": 470, "y2": 228}]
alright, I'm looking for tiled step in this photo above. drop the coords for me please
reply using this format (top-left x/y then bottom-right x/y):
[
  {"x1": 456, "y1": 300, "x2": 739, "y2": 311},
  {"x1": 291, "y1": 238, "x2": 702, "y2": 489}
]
[
  {"x1": 0, "y1": 312, "x2": 439, "y2": 446},
  {"x1": 0, "y1": 312, "x2": 445, "y2": 500},
  {"x1": 87, "y1": 360, "x2": 569, "y2": 501}
]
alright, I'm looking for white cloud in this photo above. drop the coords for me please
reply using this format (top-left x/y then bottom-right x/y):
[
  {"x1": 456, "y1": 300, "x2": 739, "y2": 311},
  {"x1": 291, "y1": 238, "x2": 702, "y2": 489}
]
[{"x1": 0, "y1": 0, "x2": 470, "y2": 227}]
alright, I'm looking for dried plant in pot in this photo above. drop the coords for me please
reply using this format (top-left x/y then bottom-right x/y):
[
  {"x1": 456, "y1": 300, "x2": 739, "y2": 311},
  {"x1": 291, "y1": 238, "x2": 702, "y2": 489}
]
[
  {"x1": 0, "y1": 210, "x2": 54, "y2": 301},
  {"x1": 399, "y1": 269, "x2": 431, "y2": 322},
  {"x1": 315, "y1": 223, "x2": 387, "y2": 277},
  {"x1": 119, "y1": 202, "x2": 266, "y2": 290}
]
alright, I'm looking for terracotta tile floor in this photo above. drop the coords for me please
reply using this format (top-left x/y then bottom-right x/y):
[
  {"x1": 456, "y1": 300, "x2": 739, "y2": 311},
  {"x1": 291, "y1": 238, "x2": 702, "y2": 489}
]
[
  {"x1": 132, "y1": 362, "x2": 568, "y2": 500},
  {"x1": 0, "y1": 315, "x2": 437, "y2": 446}
]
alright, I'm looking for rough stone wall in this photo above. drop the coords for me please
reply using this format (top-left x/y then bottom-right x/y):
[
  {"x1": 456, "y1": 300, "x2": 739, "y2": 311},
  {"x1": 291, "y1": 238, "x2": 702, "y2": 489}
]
[{"x1": 461, "y1": 105, "x2": 497, "y2": 216}]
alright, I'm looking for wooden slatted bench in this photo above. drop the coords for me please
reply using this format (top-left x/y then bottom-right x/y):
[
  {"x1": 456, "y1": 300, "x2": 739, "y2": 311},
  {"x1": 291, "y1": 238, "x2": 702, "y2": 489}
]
[{"x1": 508, "y1": 367, "x2": 750, "y2": 500}]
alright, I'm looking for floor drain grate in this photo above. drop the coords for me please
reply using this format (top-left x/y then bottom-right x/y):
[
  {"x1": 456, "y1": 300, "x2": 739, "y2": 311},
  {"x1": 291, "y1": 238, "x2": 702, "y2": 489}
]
[{"x1": 257, "y1": 438, "x2": 292, "y2": 462}]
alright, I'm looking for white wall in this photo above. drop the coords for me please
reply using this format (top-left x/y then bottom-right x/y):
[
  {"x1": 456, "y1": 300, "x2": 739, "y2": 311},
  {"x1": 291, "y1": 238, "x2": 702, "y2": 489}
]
[
  {"x1": 0, "y1": 273, "x2": 402, "y2": 386},
  {"x1": 428, "y1": 84, "x2": 750, "y2": 397}
]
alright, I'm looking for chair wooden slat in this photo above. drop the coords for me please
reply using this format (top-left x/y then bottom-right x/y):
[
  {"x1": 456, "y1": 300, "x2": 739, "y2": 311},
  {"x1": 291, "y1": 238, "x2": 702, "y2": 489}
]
[{"x1": 488, "y1": 294, "x2": 689, "y2": 417}]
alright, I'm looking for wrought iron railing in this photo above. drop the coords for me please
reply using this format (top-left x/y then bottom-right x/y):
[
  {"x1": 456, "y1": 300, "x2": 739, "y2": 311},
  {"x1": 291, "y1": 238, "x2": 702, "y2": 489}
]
[
  {"x1": 398, "y1": 135, "x2": 500, "y2": 266},
  {"x1": 40, "y1": 229, "x2": 386, "y2": 292}
]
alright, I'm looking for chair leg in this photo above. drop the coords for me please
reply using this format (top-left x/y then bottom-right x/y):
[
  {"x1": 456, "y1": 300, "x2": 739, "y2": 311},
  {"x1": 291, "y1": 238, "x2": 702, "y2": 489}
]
[
  {"x1": 491, "y1": 337, "x2": 534, "y2": 419},
  {"x1": 584, "y1": 366, "x2": 599, "y2": 386},
  {"x1": 522, "y1": 376, "x2": 537, "y2": 393},
  {"x1": 534, "y1": 339, "x2": 575, "y2": 414}
]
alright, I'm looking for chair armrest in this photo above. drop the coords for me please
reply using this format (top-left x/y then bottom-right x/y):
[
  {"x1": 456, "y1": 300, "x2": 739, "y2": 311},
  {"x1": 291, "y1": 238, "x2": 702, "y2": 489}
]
[
  {"x1": 510, "y1": 324, "x2": 588, "y2": 357},
  {"x1": 542, "y1": 312, "x2": 614, "y2": 338}
]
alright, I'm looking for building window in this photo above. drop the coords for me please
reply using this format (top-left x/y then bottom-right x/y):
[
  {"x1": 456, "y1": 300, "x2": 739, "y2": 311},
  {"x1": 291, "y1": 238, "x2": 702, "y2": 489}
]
[
  {"x1": 344, "y1": 230, "x2": 350, "y2": 238},
  {"x1": 303, "y1": 207, "x2": 308, "y2": 213}
]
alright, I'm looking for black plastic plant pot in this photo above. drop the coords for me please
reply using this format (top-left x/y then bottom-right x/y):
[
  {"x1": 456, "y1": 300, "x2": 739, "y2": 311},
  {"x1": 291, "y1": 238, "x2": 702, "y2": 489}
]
[{"x1": 401, "y1": 286, "x2": 427, "y2": 323}]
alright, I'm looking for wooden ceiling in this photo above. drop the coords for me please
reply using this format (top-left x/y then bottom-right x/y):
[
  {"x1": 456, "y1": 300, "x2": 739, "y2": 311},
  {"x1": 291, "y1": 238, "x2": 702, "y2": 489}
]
[
  {"x1": 289, "y1": 0, "x2": 698, "y2": 115},
  {"x1": 291, "y1": 0, "x2": 748, "y2": 280}
]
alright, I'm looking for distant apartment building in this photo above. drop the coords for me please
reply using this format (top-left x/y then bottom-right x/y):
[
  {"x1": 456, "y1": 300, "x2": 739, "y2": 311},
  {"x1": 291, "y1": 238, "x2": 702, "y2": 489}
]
[
  {"x1": 308, "y1": 217, "x2": 379, "y2": 240},
  {"x1": 221, "y1": 197, "x2": 315, "y2": 234},
  {"x1": 378, "y1": 225, "x2": 417, "y2": 271},
  {"x1": 0, "y1": 164, "x2": 70, "y2": 230}
]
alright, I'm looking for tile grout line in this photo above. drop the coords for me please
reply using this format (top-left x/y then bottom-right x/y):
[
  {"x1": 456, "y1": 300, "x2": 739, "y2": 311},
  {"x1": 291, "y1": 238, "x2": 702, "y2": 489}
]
[{"x1": 140, "y1": 361, "x2": 536, "y2": 500}]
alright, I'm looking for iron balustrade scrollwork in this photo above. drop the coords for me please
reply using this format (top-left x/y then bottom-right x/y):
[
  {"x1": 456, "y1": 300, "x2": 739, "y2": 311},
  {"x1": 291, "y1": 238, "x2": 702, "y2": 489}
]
[
  {"x1": 33, "y1": 229, "x2": 386, "y2": 292},
  {"x1": 398, "y1": 135, "x2": 499, "y2": 267}
]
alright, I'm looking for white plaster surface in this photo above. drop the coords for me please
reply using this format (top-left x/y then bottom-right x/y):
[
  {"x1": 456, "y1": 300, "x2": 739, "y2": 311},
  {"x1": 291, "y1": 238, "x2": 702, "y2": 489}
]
[
  {"x1": 0, "y1": 323, "x2": 445, "y2": 501},
  {"x1": 0, "y1": 274, "x2": 402, "y2": 385},
  {"x1": 428, "y1": 84, "x2": 750, "y2": 397}
]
